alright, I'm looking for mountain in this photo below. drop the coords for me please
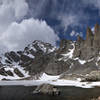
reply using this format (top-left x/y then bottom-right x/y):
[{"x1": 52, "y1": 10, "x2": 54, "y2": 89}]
[
  {"x1": 0, "y1": 40, "x2": 56, "y2": 80},
  {"x1": 0, "y1": 24, "x2": 100, "y2": 81}
]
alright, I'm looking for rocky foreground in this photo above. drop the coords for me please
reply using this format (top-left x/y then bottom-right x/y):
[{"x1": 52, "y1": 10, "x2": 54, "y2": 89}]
[{"x1": 0, "y1": 23, "x2": 100, "y2": 81}]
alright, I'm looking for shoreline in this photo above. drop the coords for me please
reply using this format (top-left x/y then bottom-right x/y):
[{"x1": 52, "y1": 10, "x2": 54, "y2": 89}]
[{"x1": 0, "y1": 79, "x2": 100, "y2": 89}]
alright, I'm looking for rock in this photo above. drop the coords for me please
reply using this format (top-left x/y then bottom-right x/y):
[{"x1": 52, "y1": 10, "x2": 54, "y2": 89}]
[
  {"x1": 33, "y1": 84, "x2": 60, "y2": 96},
  {"x1": 0, "y1": 68, "x2": 7, "y2": 76},
  {"x1": 91, "y1": 96, "x2": 100, "y2": 100},
  {"x1": 60, "y1": 73, "x2": 84, "y2": 81},
  {"x1": 93, "y1": 23, "x2": 100, "y2": 49},
  {"x1": 14, "y1": 68, "x2": 24, "y2": 77},
  {"x1": 73, "y1": 36, "x2": 84, "y2": 58},
  {"x1": 5, "y1": 51, "x2": 20, "y2": 63},
  {"x1": 6, "y1": 70, "x2": 14, "y2": 76},
  {"x1": 58, "y1": 39, "x2": 73, "y2": 53},
  {"x1": 45, "y1": 57, "x2": 69, "y2": 75},
  {"x1": 85, "y1": 27, "x2": 94, "y2": 47},
  {"x1": 73, "y1": 24, "x2": 100, "y2": 60},
  {"x1": 82, "y1": 71, "x2": 100, "y2": 82},
  {"x1": 79, "y1": 27, "x2": 95, "y2": 60}
]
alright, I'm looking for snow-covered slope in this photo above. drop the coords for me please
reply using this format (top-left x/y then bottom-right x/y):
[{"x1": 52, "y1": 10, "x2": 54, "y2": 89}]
[{"x1": 0, "y1": 40, "x2": 56, "y2": 80}]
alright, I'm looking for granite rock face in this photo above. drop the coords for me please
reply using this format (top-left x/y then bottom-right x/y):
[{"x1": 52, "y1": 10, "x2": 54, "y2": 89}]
[
  {"x1": 74, "y1": 24, "x2": 100, "y2": 60},
  {"x1": 93, "y1": 23, "x2": 100, "y2": 49}
]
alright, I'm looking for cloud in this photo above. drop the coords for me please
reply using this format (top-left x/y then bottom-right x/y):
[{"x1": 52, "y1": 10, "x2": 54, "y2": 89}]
[
  {"x1": 27, "y1": 0, "x2": 82, "y2": 32},
  {"x1": 0, "y1": 18, "x2": 59, "y2": 52},
  {"x1": 58, "y1": 14, "x2": 80, "y2": 32},
  {"x1": 26, "y1": 0, "x2": 100, "y2": 36},
  {"x1": 70, "y1": 30, "x2": 76, "y2": 37},
  {"x1": 70, "y1": 30, "x2": 83, "y2": 37},
  {"x1": 0, "y1": 0, "x2": 28, "y2": 31},
  {"x1": 27, "y1": 0, "x2": 48, "y2": 18},
  {"x1": 82, "y1": 0, "x2": 100, "y2": 15},
  {"x1": 0, "y1": 0, "x2": 59, "y2": 53}
]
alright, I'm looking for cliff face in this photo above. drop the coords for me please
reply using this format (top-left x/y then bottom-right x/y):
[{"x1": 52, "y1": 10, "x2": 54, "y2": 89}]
[
  {"x1": 93, "y1": 23, "x2": 100, "y2": 49},
  {"x1": 0, "y1": 24, "x2": 100, "y2": 80},
  {"x1": 74, "y1": 24, "x2": 100, "y2": 60}
]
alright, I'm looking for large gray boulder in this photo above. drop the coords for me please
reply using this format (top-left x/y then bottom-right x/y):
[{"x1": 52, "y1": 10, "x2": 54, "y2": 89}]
[{"x1": 33, "y1": 84, "x2": 60, "y2": 96}]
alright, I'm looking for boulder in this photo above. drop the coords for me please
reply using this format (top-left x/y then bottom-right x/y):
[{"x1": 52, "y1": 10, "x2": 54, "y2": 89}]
[
  {"x1": 33, "y1": 84, "x2": 60, "y2": 96},
  {"x1": 91, "y1": 96, "x2": 100, "y2": 100},
  {"x1": 82, "y1": 71, "x2": 100, "y2": 82}
]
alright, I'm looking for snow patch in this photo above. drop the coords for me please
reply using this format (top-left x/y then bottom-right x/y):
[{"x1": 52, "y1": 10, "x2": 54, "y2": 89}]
[
  {"x1": 74, "y1": 58, "x2": 86, "y2": 65},
  {"x1": 48, "y1": 47, "x2": 56, "y2": 53},
  {"x1": 24, "y1": 53, "x2": 35, "y2": 59},
  {"x1": 69, "y1": 63, "x2": 73, "y2": 69},
  {"x1": 87, "y1": 58, "x2": 94, "y2": 62},
  {"x1": 27, "y1": 54, "x2": 35, "y2": 59},
  {"x1": 58, "y1": 43, "x2": 75, "y2": 61},
  {"x1": 97, "y1": 57, "x2": 100, "y2": 62},
  {"x1": 39, "y1": 73, "x2": 60, "y2": 81},
  {"x1": 62, "y1": 43, "x2": 75, "y2": 59}
]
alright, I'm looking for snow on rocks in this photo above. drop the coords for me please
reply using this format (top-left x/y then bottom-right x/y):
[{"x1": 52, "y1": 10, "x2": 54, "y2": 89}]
[
  {"x1": 0, "y1": 63, "x2": 30, "y2": 80},
  {"x1": 24, "y1": 53, "x2": 35, "y2": 59},
  {"x1": 27, "y1": 54, "x2": 35, "y2": 59},
  {"x1": 58, "y1": 43, "x2": 75, "y2": 61},
  {"x1": 74, "y1": 58, "x2": 86, "y2": 65},
  {"x1": 13, "y1": 65, "x2": 30, "y2": 78},
  {"x1": 26, "y1": 40, "x2": 56, "y2": 54},
  {"x1": 62, "y1": 43, "x2": 75, "y2": 59}
]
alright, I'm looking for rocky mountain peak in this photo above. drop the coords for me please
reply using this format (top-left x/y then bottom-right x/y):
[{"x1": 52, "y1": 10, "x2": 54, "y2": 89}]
[
  {"x1": 86, "y1": 27, "x2": 93, "y2": 38},
  {"x1": 58, "y1": 39, "x2": 73, "y2": 53},
  {"x1": 77, "y1": 35, "x2": 84, "y2": 43},
  {"x1": 94, "y1": 23, "x2": 99, "y2": 34},
  {"x1": 85, "y1": 26, "x2": 94, "y2": 47},
  {"x1": 93, "y1": 23, "x2": 100, "y2": 49},
  {"x1": 74, "y1": 24, "x2": 100, "y2": 60},
  {"x1": 24, "y1": 40, "x2": 56, "y2": 54}
]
